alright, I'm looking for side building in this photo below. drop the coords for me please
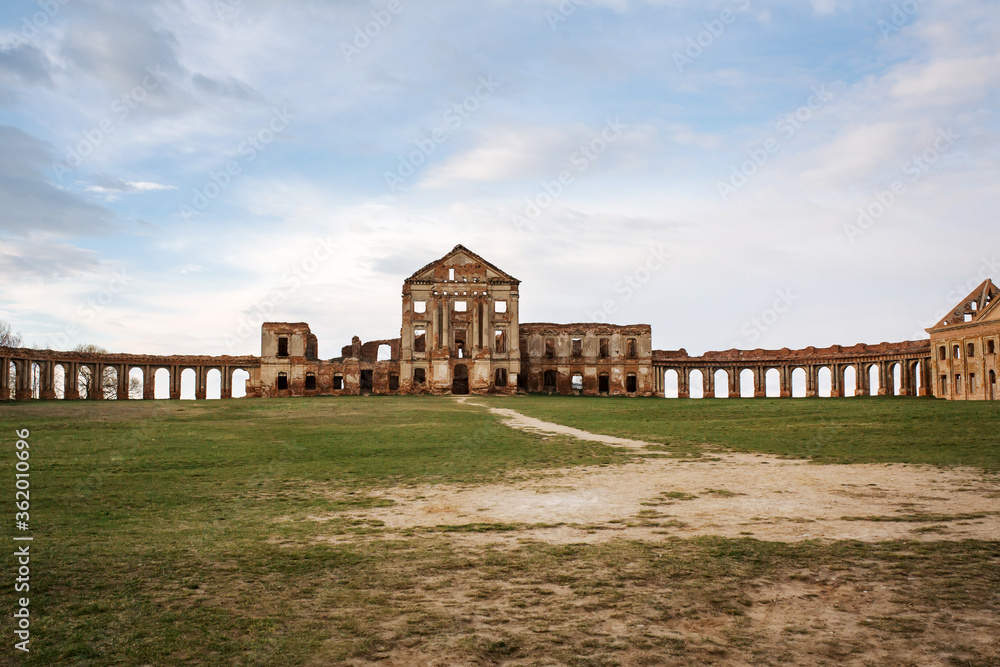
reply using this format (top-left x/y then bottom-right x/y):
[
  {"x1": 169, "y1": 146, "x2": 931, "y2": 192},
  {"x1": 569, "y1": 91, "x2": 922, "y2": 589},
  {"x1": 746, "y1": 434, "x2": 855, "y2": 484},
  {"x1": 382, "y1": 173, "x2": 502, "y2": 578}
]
[{"x1": 926, "y1": 279, "x2": 1000, "y2": 401}]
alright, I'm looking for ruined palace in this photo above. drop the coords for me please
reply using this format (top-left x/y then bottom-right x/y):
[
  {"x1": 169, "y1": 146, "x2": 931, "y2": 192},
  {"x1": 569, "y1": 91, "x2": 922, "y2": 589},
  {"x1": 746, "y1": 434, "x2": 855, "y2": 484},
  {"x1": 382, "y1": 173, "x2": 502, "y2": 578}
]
[{"x1": 2, "y1": 246, "x2": 999, "y2": 401}]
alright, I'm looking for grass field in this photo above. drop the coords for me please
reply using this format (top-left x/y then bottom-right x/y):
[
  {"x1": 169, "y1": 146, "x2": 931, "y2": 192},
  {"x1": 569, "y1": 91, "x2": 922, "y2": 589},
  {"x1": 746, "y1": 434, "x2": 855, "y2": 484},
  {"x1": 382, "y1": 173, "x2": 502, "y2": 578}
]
[
  {"x1": 483, "y1": 395, "x2": 1000, "y2": 470},
  {"x1": 1, "y1": 396, "x2": 998, "y2": 665}
]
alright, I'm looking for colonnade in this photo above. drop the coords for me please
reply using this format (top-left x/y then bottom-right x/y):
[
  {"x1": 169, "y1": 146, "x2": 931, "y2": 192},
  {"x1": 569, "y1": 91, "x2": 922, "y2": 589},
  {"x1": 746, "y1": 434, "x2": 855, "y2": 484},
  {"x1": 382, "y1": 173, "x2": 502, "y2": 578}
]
[
  {"x1": 0, "y1": 347, "x2": 259, "y2": 401},
  {"x1": 653, "y1": 344, "x2": 933, "y2": 398}
]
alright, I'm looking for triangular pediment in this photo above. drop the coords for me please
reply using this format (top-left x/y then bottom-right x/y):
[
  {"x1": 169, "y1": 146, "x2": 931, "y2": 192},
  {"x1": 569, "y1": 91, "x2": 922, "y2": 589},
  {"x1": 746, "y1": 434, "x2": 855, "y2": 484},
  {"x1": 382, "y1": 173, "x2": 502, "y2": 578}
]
[
  {"x1": 928, "y1": 279, "x2": 1000, "y2": 330},
  {"x1": 406, "y1": 245, "x2": 519, "y2": 283}
]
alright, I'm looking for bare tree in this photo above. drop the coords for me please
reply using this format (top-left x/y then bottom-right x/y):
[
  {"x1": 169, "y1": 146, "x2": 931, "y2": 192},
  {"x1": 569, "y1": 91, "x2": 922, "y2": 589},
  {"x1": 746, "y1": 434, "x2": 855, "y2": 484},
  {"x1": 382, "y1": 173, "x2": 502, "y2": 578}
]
[{"x1": 0, "y1": 320, "x2": 22, "y2": 348}]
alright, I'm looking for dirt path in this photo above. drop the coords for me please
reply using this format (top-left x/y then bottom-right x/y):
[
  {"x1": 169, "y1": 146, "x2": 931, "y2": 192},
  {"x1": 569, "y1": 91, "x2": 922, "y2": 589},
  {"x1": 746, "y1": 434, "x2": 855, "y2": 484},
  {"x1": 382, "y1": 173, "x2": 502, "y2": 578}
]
[
  {"x1": 454, "y1": 395, "x2": 651, "y2": 448},
  {"x1": 329, "y1": 399, "x2": 1000, "y2": 544}
]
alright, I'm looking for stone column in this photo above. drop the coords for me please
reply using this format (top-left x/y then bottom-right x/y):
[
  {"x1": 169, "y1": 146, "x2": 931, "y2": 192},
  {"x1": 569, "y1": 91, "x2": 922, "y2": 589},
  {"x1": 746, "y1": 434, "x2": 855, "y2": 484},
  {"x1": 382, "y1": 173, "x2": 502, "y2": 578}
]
[
  {"x1": 805, "y1": 366, "x2": 818, "y2": 398},
  {"x1": 64, "y1": 362, "x2": 80, "y2": 400},
  {"x1": 754, "y1": 367, "x2": 766, "y2": 398},
  {"x1": 169, "y1": 366, "x2": 181, "y2": 400},
  {"x1": 699, "y1": 368, "x2": 711, "y2": 398},
  {"x1": 40, "y1": 361, "x2": 56, "y2": 400},
  {"x1": 919, "y1": 359, "x2": 932, "y2": 397},
  {"x1": 221, "y1": 367, "x2": 233, "y2": 399},
  {"x1": 117, "y1": 365, "x2": 130, "y2": 400},
  {"x1": 195, "y1": 367, "x2": 208, "y2": 400},
  {"x1": 779, "y1": 366, "x2": 792, "y2": 398},
  {"x1": 14, "y1": 360, "x2": 31, "y2": 401},
  {"x1": 877, "y1": 362, "x2": 890, "y2": 396},
  {"x1": 677, "y1": 368, "x2": 690, "y2": 398},
  {"x1": 0, "y1": 356, "x2": 8, "y2": 401},
  {"x1": 728, "y1": 368, "x2": 739, "y2": 398},
  {"x1": 89, "y1": 363, "x2": 104, "y2": 400},
  {"x1": 855, "y1": 363, "x2": 868, "y2": 396},
  {"x1": 900, "y1": 362, "x2": 913, "y2": 397},
  {"x1": 143, "y1": 366, "x2": 155, "y2": 400}
]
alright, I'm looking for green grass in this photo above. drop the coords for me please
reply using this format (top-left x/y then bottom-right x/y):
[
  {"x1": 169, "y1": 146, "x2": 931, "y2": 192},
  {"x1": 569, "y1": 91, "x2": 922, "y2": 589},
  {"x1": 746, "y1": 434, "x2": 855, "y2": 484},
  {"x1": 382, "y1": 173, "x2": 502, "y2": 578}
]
[
  {"x1": 481, "y1": 395, "x2": 1000, "y2": 470},
  {"x1": 1, "y1": 395, "x2": 998, "y2": 665}
]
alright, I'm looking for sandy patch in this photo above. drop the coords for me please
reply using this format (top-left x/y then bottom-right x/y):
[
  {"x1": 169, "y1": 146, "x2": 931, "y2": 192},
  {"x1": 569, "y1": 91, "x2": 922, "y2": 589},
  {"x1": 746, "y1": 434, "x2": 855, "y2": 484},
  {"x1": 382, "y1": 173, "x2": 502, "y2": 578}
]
[{"x1": 322, "y1": 399, "x2": 1000, "y2": 544}]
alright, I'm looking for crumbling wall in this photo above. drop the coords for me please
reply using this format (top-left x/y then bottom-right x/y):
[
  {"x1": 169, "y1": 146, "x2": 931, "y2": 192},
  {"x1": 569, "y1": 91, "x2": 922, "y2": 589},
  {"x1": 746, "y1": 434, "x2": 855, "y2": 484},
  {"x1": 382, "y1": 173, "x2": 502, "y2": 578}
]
[{"x1": 519, "y1": 323, "x2": 654, "y2": 396}]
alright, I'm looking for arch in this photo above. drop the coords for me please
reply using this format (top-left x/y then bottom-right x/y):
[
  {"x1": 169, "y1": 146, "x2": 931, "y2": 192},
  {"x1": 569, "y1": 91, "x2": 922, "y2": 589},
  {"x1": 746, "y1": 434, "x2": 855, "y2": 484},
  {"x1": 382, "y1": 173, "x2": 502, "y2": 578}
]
[
  {"x1": 452, "y1": 364, "x2": 469, "y2": 395},
  {"x1": 868, "y1": 364, "x2": 880, "y2": 396},
  {"x1": 543, "y1": 369, "x2": 557, "y2": 390},
  {"x1": 912, "y1": 360, "x2": 923, "y2": 396},
  {"x1": 30, "y1": 362, "x2": 42, "y2": 399},
  {"x1": 843, "y1": 365, "x2": 857, "y2": 397},
  {"x1": 739, "y1": 369, "x2": 755, "y2": 397},
  {"x1": 154, "y1": 368, "x2": 171, "y2": 399},
  {"x1": 77, "y1": 364, "x2": 95, "y2": 399},
  {"x1": 128, "y1": 367, "x2": 143, "y2": 399},
  {"x1": 892, "y1": 362, "x2": 902, "y2": 396},
  {"x1": 54, "y1": 363, "x2": 67, "y2": 400},
  {"x1": 571, "y1": 373, "x2": 583, "y2": 392},
  {"x1": 103, "y1": 366, "x2": 119, "y2": 400},
  {"x1": 180, "y1": 369, "x2": 196, "y2": 399},
  {"x1": 714, "y1": 369, "x2": 729, "y2": 398},
  {"x1": 232, "y1": 369, "x2": 250, "y2": 398},
  {"x1": 206, "y1": 369, "x2": 222, "y2": 400},
  {"x1": 689, "y1": 369, "x2": 704, "y2": 399},
  {"x1": 817, "y1": 366, "x2": 832, "y2": 398},
  {"x1": 791, "y1": 367, "x2": 806, "y2": 398},
  {"x1": 663, "y1": 369, "x2": 679, "y2": 398},
  {"x1": 990, "y1": 369, "x2": 996, "y2": 401},
  {"x1": 765, "y1": 368, "x2": 780, "y2": 397},
  {"x1": 377, "y1": 344, "x2": 392, "y2": 362}
]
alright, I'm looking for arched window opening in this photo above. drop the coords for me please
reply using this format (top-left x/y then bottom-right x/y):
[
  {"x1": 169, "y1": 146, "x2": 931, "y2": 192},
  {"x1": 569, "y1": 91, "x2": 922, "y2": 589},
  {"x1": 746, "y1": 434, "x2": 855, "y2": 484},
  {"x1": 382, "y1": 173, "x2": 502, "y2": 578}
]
[
  {"x1": 232, "y1": 369, "x2": 250, "y2": 398},
  {"x1": 765, "y1": 369, "x2": 780, "y2": 397},
  {"x1": 207, "y1": 369, "x2": 223, "y2": 399},
  {"x1": 689, "y1": 370, "x2": 704, "y2": 399},
  {"x1": 129, "y1": 367, "x2": 144, "y2": 399},
  {"x1": 181, "y1": 368, "x2": 196, "y2": 399},
  {"x1": 791, "y1": 368, "x2": 806, "y2": 398},
  {"x1": 714, "y1": 369, "x2": 729, "y2": 398}
]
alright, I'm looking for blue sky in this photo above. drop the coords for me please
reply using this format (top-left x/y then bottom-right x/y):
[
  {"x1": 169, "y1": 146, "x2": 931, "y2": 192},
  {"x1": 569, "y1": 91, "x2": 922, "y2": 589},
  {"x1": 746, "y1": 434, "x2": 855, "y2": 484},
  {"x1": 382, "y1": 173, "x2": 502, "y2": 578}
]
[{"x1": 1, "y1": 0, "x2": 998, "y2": 357}]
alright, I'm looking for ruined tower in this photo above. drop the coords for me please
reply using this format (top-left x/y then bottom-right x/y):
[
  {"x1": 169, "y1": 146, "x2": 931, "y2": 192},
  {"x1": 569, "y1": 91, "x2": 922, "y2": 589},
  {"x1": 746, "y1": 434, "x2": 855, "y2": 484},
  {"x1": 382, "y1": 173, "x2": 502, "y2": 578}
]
[{"x1": 399, "y1": 245, "x2": 520, "y2": 394}]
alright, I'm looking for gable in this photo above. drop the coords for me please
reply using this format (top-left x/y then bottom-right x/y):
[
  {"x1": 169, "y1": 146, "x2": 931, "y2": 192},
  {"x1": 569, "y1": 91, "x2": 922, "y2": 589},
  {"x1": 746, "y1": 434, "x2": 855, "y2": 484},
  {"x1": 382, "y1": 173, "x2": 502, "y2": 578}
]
[
  {"x1": 406, "y1": 245, "x2": 519, "y2": 283},
  {"x1": 930, "y1": 279, "x2": 1000, "y2": 329},
  {"x1": 978, "y1": 294, "x2": 1000, "y2": 323}
]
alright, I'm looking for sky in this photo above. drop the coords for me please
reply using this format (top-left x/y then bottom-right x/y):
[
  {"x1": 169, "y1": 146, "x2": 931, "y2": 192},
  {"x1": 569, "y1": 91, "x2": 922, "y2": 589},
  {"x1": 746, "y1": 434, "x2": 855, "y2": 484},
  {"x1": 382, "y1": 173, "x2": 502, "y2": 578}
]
[{"x1": 1, "y1": 0, "x2": 998, "y2": 358}]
